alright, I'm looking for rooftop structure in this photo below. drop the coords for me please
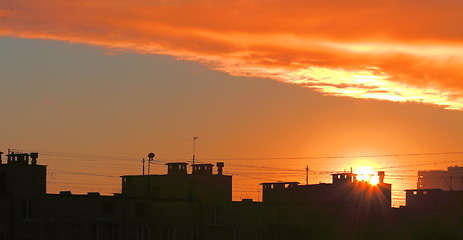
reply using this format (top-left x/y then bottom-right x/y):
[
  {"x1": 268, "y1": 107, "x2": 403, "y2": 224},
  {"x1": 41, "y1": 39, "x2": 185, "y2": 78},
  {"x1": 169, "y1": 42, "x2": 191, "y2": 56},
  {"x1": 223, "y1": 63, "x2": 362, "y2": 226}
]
[
  {"x1": 121, "y1": 162, "x2": 231, "y2": 201},
  {"x1": 0, "y1": 151, "x2": 46, "y2": 197},
  {"x1": 261, "y1": 171, "x2": 392, "y2": 207}
]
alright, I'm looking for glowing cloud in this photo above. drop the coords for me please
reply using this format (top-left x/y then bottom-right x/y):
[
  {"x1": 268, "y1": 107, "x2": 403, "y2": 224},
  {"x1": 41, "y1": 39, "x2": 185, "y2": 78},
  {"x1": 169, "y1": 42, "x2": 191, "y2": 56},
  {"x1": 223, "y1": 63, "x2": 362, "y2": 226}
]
[{"x1": 2, "y1": 0, "x2": 463, "y2": 109}]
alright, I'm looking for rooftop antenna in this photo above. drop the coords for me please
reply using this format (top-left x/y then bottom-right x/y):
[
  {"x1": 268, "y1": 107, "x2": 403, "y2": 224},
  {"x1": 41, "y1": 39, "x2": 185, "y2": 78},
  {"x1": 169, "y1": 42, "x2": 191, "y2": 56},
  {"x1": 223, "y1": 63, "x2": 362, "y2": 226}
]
[
  {"x1": 192, "y1": 137, "x2": 199, "y2": 166},
  {"x1": 147, "y1": 153, "x2": 155, "y2": 175},
  {"x1": 305, "y1": 165, "x2": 309, "y2": 185}
]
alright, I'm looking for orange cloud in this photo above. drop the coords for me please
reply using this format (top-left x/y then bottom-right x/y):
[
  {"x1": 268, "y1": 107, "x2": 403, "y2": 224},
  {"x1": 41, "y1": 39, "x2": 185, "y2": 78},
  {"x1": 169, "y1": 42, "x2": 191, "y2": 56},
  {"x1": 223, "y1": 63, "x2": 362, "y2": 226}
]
[{"x1": 2, "y1": 0, "x2": 463, "y2": 109}]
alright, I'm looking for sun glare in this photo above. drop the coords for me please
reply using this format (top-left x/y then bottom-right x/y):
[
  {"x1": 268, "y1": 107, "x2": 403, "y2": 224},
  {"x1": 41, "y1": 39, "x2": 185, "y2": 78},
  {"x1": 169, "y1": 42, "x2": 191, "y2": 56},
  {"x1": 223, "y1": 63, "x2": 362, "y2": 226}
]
[{"x1": 354, "y1": 166, "x2": 380, "y2": 185}]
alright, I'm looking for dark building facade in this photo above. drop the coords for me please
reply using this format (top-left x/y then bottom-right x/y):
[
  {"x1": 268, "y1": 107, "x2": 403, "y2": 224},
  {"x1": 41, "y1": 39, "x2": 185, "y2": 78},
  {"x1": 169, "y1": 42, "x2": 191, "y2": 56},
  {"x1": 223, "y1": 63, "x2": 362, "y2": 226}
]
[
  {"x1": 2, "y1": 150, "x2": 463, "y2": 240},
  {"x1": 0, "y1": 151, "x2": 46, "y2": 239},
  {"x1": 397, "y1": 188, "x2": 463, "y2": 239}
]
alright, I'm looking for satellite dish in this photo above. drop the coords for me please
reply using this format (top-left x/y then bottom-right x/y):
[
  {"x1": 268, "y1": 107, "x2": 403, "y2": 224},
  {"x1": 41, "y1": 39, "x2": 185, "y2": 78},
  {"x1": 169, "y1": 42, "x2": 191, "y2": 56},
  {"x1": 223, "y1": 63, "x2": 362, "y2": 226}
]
[{"x1": 148, "y1": 153, "x2": 155, "y2": 159}]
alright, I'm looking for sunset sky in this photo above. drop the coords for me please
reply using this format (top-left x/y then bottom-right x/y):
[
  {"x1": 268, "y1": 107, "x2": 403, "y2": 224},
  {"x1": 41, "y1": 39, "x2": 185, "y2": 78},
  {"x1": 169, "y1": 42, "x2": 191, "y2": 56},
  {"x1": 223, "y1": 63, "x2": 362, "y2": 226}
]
[{"x1": 1, "y1": 0, "x2": 463, "y2": 206}]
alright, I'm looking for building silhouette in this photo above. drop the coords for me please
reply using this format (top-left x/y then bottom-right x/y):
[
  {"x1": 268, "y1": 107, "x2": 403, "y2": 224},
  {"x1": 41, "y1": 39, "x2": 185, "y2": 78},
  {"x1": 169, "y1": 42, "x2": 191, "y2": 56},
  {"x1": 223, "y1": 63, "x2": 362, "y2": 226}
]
[
  {"x1": 418, "y1": 166, "x2": 463, "y2": 191},
  {"x1": 1, "y1": 150, "x2": 463, "y2": 239}
]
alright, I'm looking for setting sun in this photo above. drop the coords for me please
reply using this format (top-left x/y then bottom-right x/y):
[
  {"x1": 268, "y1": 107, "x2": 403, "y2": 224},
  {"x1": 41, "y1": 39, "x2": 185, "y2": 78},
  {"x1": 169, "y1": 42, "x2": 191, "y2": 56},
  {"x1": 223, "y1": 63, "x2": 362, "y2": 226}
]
[{"x1": 355, "y1": 166, "x2": 380, "y2": 185}]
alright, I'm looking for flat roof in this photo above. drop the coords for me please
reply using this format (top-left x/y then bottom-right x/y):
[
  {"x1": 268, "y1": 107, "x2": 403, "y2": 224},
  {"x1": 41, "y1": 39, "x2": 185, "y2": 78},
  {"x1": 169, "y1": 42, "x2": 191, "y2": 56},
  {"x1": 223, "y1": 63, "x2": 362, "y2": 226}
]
[
  {"x1": 260, "y1": 182, "x2": 300, "y2": 185},
  {"x1": 404, "y1": 189, "x2": 443, "y2": 192},
  {"x1": 165, "y1": 162, "x2": 189, "y2": 165}
]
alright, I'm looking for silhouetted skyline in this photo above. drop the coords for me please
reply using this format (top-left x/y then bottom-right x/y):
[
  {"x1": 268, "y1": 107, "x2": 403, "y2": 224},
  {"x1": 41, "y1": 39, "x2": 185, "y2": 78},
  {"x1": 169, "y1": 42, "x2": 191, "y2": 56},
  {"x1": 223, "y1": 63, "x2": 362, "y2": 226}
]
[
  {"x1": 1, "y1": 1, "x2": 463, "y2": 208},
  {"x1": 2, "y1": 151, "x2": 463, "y2": 240}
]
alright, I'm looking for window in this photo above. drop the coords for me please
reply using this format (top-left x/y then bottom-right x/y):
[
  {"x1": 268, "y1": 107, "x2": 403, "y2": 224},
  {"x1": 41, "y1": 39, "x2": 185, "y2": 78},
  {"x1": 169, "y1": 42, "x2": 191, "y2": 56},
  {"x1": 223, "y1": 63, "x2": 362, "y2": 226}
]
[
  {"x1": 0, "y1": 223, "x2": 4, "y2": 240},
  {"x1": 47, "y1": 223, "x2": 57, "y2": 240},
  {"x1": 137, "y1": 226, "x2": 150, "y2": 240},
  {"x1": 190, "y1": 227, "x2": 198, "y2": 240},
  {"x1": 278, "y1": 208, "x2": 288, "y2": 221},
  {"x1": 96, "y1": 224, "x2": 114, "y2": 240},
  {"x1": 163, "y1": 227, "x2": 176, "y2": 240},
  {"x1": 307, "y1": 210, "x2": 318, "y2": 221},
  {"x1": 0, "y1": 172, "x2": 5, "y2": 192},
  {"x1": 413, "y1": 191, "x2": 418, "y2": 195},
  {"x1": 71, "y1": 224, "x2": 82, "y2": 240},
  {"x1": 233, "y1": 229, "x2": 240, "y2": 240},
  {"x1": 431, "y1": 214, "x2": 440, "y2": 224},
  {"x1": 22, "y1": 199, "x2": 34, "y2": 221},
  {"x1": 102, "y1": 202, "x2": 114, "y2": 216},
  {"x1": 213, "y1": 206, "x2": 222, "y2": 225},
  {"x1": 136, "y1": 203, "x2": 146, "y2": 218}
]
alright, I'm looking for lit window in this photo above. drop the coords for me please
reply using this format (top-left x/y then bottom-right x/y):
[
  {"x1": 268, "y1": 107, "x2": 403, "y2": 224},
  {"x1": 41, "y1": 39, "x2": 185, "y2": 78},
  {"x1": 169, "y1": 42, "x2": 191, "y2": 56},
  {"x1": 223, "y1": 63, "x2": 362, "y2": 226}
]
[{"x1": 413, "y1": 191, "x2": 418, "y2": 195}]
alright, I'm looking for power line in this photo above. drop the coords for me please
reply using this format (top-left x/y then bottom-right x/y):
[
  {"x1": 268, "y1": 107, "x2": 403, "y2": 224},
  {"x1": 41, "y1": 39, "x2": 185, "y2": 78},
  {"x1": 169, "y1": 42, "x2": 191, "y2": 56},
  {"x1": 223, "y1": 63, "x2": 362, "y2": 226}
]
[
  {"x1": 378, "y1": 159, "x2": 463, "y2": 170},
  {"x1": 51, "y1": 170, "x2": 119, "y2": 178},
  {"x1": 13, "y1": 148, "x2": 463, "y2": 183},
  {"x1": 16, "y1": 149, "x2": 463, "y2": 162},
  {"x1": 199, "y1": 151, "x2": 463, "y2": 161}
]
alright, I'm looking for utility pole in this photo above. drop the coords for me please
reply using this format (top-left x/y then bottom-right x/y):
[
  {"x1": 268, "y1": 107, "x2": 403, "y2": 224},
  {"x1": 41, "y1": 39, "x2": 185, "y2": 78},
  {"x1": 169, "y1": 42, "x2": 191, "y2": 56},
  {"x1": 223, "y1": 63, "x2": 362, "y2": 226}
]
[
  {"x1": 305, "y1": 165, "x2": 309, "y2": 185},
  {"x1": 141, "y1": 158, "x2": 145, "y2": 175},
  {"x1": 192, "y1": 137, "x2": 199, "y2": 166}
]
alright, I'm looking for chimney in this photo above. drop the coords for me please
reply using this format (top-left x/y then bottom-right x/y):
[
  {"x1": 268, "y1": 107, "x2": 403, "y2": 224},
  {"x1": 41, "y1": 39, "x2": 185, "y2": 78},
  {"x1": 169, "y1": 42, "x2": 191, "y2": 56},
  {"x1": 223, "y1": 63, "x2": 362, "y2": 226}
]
[
  {"x1": 217, "y1": 162, "x2": 224, "y2": 175},
  {"x1": 7, "y1": 152, "x2": 13, "y2": 164},
  {"x1": 30, "y1": 152, "x2": 39, "y2": 165},
  {"x1": 378, "y1": 171, "x2": 385, "y2": 184}
]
